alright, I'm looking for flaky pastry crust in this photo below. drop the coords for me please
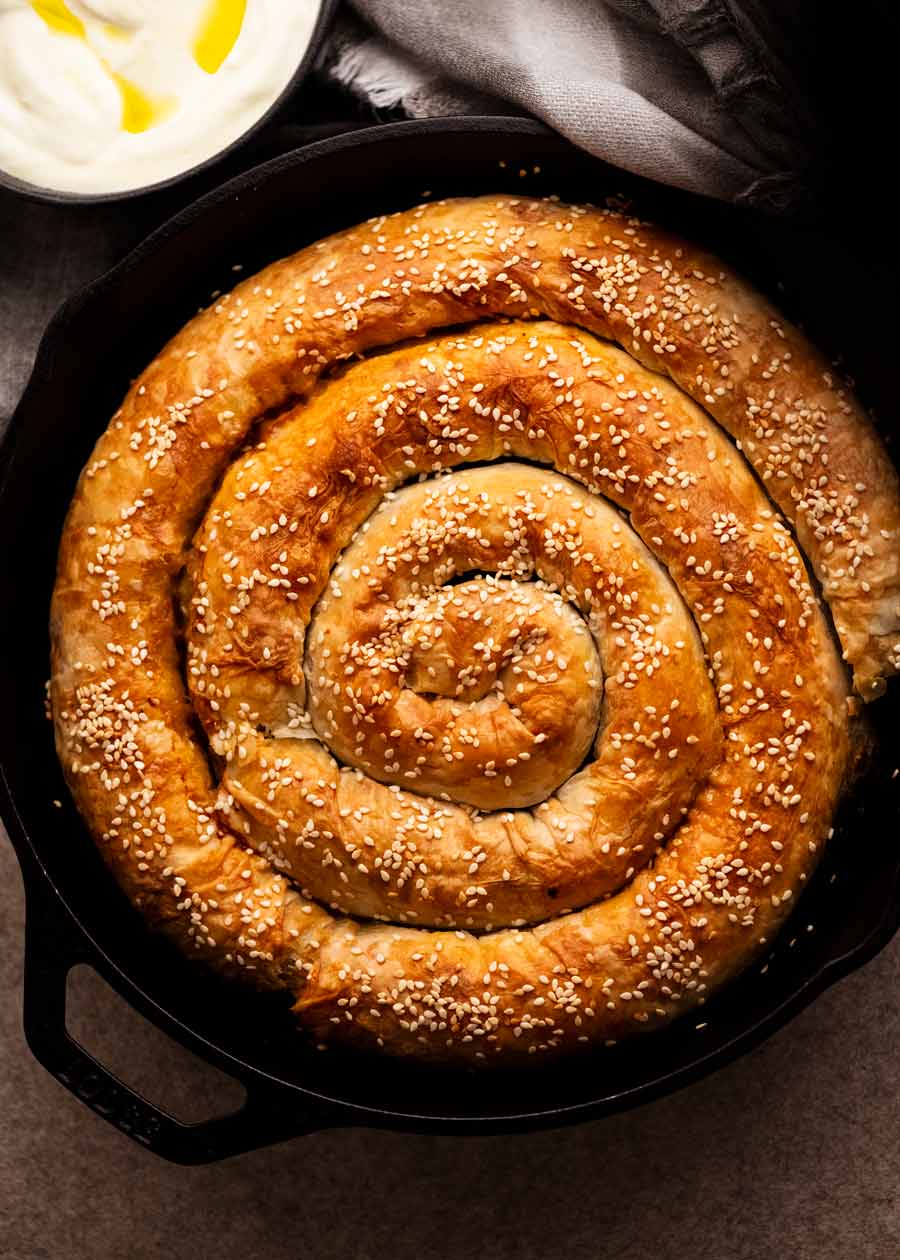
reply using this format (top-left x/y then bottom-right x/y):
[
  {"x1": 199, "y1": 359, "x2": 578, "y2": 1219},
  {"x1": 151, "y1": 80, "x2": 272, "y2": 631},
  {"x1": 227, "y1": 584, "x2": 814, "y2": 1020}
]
[{"x1": 51, "y1": 196, "x2": 899, "y2": 1062}]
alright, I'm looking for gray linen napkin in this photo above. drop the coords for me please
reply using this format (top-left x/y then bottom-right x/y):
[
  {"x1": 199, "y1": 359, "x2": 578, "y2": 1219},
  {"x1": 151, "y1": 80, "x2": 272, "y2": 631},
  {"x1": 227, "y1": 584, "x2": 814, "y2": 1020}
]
[{"x1": 328, "y1": 0, "x2": 810, "y2": 209}]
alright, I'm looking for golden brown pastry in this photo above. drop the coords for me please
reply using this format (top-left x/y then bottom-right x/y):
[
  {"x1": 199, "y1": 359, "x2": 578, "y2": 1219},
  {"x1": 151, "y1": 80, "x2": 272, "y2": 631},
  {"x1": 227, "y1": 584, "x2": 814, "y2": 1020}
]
[{"x1": 51, "y1": 195, "x2": 900, "y2": 1063}]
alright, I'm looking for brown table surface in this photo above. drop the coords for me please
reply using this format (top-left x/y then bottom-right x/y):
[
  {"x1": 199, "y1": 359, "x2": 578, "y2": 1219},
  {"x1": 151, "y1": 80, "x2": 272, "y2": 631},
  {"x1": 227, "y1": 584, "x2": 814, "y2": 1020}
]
[{"x1": 3, "y1": 169, "x2": 900, "y2": 1260}]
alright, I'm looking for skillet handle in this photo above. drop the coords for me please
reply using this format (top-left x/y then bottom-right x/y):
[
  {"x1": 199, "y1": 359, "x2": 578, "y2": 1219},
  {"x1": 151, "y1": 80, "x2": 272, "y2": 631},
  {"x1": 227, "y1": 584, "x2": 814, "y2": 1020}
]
[{"x1": 21, "y1": 868, "x2": 337, "y2": 1163}]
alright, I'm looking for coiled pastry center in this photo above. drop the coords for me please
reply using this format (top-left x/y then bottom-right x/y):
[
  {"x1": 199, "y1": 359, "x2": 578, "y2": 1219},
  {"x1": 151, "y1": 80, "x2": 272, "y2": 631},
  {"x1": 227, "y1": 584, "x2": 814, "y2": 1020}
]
[
  {"x1": 187, "y1": 448, "x2": 720, "y2": 930},
  {"x1": 305, "y1": 482, "x2": 604, "y2": 809}
]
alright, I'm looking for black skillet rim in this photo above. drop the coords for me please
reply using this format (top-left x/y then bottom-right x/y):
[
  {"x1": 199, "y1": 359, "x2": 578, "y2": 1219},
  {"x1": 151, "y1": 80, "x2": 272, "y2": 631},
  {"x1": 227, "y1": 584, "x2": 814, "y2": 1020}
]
[{"x1": 2, "y1": 116, "x2": 899, "y2": 1153}]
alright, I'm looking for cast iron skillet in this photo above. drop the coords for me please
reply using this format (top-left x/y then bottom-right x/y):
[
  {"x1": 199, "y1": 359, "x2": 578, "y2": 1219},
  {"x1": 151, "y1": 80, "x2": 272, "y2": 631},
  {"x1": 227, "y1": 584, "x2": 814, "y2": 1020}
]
[{"x1": 1, "y1": 119, "x2": 898, "y2": 1164}]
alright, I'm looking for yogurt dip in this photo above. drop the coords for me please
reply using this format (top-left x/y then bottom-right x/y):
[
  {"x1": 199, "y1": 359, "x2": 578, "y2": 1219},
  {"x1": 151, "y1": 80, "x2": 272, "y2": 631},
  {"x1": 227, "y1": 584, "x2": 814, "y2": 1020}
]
[{"x1": 0, "y1": 0, "x2": 321, "y2": 193}]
